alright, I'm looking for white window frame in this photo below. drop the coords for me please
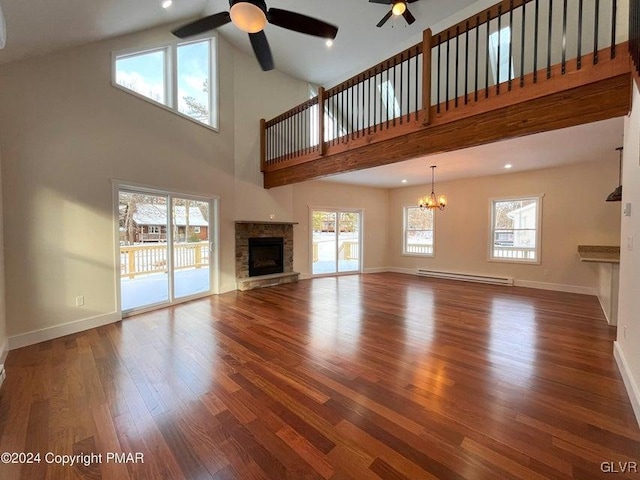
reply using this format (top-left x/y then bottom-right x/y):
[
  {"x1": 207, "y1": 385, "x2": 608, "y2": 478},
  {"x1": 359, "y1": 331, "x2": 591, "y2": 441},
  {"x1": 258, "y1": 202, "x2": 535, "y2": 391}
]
[
  {"x1": 193, "y1": 226, "x2": 201, "y2": 233},
  {"x1": 112, "y1": 34, "x2": 219, "y2": 131},
  {"x1": 488, "y1": 195, "x2": 543, "y2": 264},
  {"x1": 403, "y1": 206, "x2": 435, "y2": 257}
]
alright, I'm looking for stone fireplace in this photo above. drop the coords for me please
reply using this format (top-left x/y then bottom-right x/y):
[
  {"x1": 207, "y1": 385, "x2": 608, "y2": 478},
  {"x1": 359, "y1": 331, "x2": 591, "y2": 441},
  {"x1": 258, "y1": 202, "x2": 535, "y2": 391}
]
[{"x1": 235, "y1": 221, "x2": 299, "y2": 291}]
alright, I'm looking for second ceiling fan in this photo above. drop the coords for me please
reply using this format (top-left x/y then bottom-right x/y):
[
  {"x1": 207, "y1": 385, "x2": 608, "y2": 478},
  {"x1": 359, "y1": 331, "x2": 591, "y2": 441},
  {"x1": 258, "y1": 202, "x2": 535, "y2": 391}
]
[{"x1": 370, "y1": 0, "x2": 419, "y2": 27}]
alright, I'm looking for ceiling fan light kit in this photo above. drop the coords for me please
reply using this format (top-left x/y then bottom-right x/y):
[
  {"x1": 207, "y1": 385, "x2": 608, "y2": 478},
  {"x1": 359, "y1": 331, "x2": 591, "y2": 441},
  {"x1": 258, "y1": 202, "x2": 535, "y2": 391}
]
[
  {"x1": 392, "y1": 1, "x2": 407, "y2": 16},
  {"x1": 172, "y1": 0, "x2": 338, "y2": 72},
  {"x1": 229, "y1": 0, "x2": 267, "y2": 33}
]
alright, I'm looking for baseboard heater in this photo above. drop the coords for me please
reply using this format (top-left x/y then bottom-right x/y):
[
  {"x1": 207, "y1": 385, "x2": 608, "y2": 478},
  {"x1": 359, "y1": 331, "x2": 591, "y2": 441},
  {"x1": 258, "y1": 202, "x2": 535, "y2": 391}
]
[{"x1": 416, "y1": 269, "x2": 514, "y2": 286}]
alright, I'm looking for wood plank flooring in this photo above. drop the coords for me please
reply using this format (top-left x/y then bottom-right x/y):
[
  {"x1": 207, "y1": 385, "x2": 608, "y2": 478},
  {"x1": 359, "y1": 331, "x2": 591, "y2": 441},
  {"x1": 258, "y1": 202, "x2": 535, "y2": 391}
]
[{"x1": 0, "y1": 273, "x2": 638, "y2": 479}]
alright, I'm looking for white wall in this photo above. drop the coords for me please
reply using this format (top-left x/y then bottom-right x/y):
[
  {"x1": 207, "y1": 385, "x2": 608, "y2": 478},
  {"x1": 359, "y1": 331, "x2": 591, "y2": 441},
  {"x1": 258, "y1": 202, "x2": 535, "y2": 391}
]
[
  {"x1": 0, "y1": 24, "x2": 310, "y2": 342},
  {"x1": 0, "y1": 145, "x2": 6, "y2": 362},
  {"x1": 616, "y1": 78, "x2": 640, "y2": 426},
  {"x1": 388, "y1": 161, "x2": 621, "y2": 292},
  {"x1": 291, "y1": 181, "x2": 390, "y2": 277},
  {"x1": 232, "y1": 49, "x2": 309, "y2": 223}
]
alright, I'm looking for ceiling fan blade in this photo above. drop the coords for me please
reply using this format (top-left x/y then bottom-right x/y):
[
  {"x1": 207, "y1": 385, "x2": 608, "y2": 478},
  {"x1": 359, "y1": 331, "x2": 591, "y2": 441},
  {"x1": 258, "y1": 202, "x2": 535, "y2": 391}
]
[
  {"x1": 267, "y1": 8, "x2": 338, "y2": 39},
  {"x1": 369, "y1": 0, "x2": 392, "y2": 3},
  {"x1": 376, "y1": 10, "x2": 393, "y2": 27},
  {"x1": 172, "y1": 12, "x2": 231, "y2": 38},
  {"x1": 403, "y1": 8, "x2": 416, "y2": 25},
  {"x1": 249, "y1": 31, "x2": 274, "y2": 71}
]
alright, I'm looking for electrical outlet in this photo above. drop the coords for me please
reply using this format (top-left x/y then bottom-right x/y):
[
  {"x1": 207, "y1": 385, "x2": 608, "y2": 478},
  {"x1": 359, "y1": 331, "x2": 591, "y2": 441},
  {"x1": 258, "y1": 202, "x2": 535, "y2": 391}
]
[
  {"x1": 75, "y1": 295, "x2": 85, "y2": 307},
  {"x1": 624, "y1": 325, "x2": 628, "y2": 340},
  {"x1": 543, "y1": 269, "x2": 550, "y2": 276},
  {"x1": 627, "y1": 236, "x2": 634, "y2": 251}
]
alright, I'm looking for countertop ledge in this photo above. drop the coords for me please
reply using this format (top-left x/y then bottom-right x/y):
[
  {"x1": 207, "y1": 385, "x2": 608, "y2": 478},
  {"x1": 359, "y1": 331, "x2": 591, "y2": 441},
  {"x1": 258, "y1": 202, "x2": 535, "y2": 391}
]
[{"x1": 578, "y1": 245, "x2": 620, "y2": 263}]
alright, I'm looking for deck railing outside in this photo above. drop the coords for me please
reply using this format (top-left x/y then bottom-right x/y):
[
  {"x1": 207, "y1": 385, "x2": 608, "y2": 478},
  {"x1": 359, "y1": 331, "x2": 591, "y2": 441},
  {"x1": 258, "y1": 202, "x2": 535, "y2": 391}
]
[
  {"x1": 121, "y1": 242, "x2": 209, "y2": 279},
  {"x1": 261, "y1": 0, "x2": 622, "y2": 171}
]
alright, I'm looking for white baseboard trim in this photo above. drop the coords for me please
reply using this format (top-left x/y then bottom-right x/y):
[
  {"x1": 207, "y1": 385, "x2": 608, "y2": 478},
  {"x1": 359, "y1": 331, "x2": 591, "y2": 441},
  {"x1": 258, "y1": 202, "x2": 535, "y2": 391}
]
[
  {"x1": 219, "y1": 282, "x2": 237, "y2": 294},
  {"x1": 598, "y1": 296, "x2": 613, "y2": 325},
  {"x1": 614, "y1": 341, "x2": 640, "y2": 428},
  {"x1": 0, "y1": 338, "x2": 8, "y2": 364},
  {"x1": 363, "y1": 267, "x2": 390, "y2": 274},
  {"x1": 386, "y1": 267, "x2": 415, "y2": 275},
  {"x1": 8, "y1": 311, "x2": 121, "y2": 351},
  {"x1": 513, "y1": 279, "x2": 597, "y2": 296}
]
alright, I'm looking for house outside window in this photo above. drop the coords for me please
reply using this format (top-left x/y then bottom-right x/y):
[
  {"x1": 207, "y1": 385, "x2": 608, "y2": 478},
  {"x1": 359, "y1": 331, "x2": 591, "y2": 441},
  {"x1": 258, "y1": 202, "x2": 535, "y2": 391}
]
[
  {"x1": 403, "y1": 206, "x2": 434, "y2": 257},
  {"x1": 489, "y1": 195, "x2": 542, "y2": 263},
  {"x1": 113, "y1": 37, "x2": 218, "y2": 129}
]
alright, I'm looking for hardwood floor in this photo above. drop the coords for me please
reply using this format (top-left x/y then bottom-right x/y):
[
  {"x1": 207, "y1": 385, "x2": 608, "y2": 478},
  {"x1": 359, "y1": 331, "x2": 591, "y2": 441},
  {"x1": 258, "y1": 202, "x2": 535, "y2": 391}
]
[{"x1": 0, "y1": 273, "x2": 638, "y2": 479}]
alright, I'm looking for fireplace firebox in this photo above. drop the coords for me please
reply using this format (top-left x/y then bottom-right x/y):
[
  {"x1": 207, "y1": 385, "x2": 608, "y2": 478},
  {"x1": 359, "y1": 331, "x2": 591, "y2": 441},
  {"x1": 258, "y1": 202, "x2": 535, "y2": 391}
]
[{"x1": 248, "y1": 237, "x2": 284, "y2": 277}]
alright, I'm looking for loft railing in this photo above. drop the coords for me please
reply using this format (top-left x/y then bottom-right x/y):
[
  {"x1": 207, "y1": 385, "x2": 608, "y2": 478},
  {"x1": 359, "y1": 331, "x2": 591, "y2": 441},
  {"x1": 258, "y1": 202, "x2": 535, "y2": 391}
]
[
  {"x1": 632, "y1": 0, "x2": 640, "y2": 73},
  {"x1": 261, "y1": 0, "x2": 624, "y2": 171}
]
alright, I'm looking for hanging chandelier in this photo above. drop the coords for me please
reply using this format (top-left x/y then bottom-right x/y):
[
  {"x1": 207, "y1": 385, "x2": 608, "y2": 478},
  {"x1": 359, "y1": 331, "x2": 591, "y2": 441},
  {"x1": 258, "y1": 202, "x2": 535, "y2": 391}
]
[{"x1": 419, "y1": 165, "x2": 447, "y2": 211}]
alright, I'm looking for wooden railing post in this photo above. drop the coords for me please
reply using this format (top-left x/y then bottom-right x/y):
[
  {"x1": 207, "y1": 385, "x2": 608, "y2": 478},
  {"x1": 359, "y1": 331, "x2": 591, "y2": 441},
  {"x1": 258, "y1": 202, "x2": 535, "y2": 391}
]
[
  {"x1": 128, "y1": 249, "x2": 135, "y2": 279},
  {"x1": 422, "y1": 28, "x2": 433, "y2": 125},
  {"x1": 318, "y1": 87, "x2": 326, "y2": 156},
  {"x1": 260, "y1": 118, "x2": 266, "y2": 172},
  {"x1": 195, "y1": 244, "x2": 202, "y2": 268}
]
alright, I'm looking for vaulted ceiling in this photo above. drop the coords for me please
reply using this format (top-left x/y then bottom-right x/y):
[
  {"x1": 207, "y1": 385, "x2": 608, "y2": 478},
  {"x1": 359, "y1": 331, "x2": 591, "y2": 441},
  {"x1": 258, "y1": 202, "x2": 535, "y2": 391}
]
[
  {"x1": 0, "y1": 0, "x2": 478, "y2": 85},
  {"x1": 0, "y1": 0, "x2": 626, "y2": 187}
]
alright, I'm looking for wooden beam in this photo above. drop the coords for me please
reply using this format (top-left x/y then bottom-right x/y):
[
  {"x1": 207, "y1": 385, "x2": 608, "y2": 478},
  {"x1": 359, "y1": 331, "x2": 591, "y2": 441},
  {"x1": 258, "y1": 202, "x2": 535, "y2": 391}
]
[
  {"x1": 259, "y1": 118, "x2": 266, "y2": 172},
  {"x1": 263, "y1": 73, "x2": 631, "y2": 188}
]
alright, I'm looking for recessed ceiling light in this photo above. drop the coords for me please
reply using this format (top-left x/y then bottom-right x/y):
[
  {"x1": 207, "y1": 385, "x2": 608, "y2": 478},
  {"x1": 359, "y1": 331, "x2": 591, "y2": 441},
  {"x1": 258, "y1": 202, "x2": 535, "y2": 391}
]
[
  {"x1": 162, "y1": 0, "x2": 172, "y2": 8},
  {"x1": 504, "y1": 163, "x2": 512, "y2": 169},
  {"x1": 401, "y1": 179, "x2": 407, "y2": 184},
  {"x1": 325, "y1": 39, "x2": 334, "y2": 47}
]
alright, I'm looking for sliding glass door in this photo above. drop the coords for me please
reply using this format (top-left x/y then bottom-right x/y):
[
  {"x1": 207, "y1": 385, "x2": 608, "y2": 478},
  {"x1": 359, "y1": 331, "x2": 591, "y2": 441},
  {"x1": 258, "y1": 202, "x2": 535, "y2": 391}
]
[
  {"x1": 311, "y1": 209, "x2": 362, "y2": 275},
  {"x1": 118, "y1": 187, "x2": 215, "y2": 314},
  {"x1": 172, "y1": 197, "x2": 211, "y2": 299}
]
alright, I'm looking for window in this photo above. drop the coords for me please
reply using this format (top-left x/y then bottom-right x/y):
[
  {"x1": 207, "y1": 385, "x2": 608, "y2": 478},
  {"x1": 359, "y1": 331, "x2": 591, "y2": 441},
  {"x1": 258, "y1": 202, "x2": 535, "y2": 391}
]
[
  {"x1": 193, "y1": 227, "x2": 201, "y2": 233},
  {"x1": 115, "y1": 49, "x2": 167, "y2": 105},
  {"x1": 489, "y1": 196, "x2": 542, "y2": 263},
  {"x1": 489, "y1": 27, "x2": 514, "y2": 84},
  {"x1": 149, "y1": 226, "x2": 161, "y2": 234},
  {"x1": 113, "y1": 37, "x2": 217, "y2": 129},
  {"x1": 378, "y1": 80, "x2": 401, "y2": 119},
  {"x1": 403, "y1": 206, "x2": 434, "y2": 257}
]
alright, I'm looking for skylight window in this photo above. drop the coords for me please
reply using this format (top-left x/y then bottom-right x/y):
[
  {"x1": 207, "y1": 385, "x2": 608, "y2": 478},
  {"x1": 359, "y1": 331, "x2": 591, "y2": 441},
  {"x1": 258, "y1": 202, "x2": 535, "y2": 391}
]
[
  {"x1": 113, "y1": 37, "x2": 218, "y2": 129},
  {"x1": 489, "y1": 27, "x2": 514, "y2": 84},
  {"x1": 377, "y1": 80, "x2": 401, "y2": 120}
]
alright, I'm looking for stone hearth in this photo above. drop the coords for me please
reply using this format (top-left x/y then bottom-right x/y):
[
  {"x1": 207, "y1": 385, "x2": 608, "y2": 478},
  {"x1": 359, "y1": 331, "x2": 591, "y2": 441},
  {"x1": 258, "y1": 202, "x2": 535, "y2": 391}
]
[{"x1": 235, "y1": 221, "x2": 298, "y2": 291}]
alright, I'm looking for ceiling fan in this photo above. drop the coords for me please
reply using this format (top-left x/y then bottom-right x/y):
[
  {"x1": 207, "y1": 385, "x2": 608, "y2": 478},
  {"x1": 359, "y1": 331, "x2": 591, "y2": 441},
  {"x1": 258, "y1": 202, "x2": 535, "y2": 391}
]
[
  {"x1": 370, "y1": 0, "x2": 419, "y2": 28},
  {"x1": 172, "y1": 0, "x2": 339, "y2": 72}
]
